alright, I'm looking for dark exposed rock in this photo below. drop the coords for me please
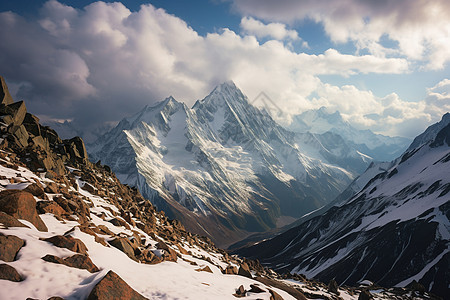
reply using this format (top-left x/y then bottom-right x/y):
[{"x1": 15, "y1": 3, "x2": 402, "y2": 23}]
[
  {"x1": 109, "y1": 237, "x2": 137, "y2": 261},
  {"x1": 249, "y1": 284, "x2": 265, "y2": 293},
  {"x1": 23, "y1": 113, "x2": 41, "y2": 137},
  {"x1": 358, "y1": 289, "x2": 372, "y2": 300},
  {"x1": 268, "y1": 289, "x2": 284, "y2": 300},
  {"x1": 233, "y1": 285, "x2": 246, "y2": 298},
  {"x1": 44, "y1": 235, "x2": 88, "y2": 254},
  {"x1": 155, "y1": 240, "x2": 177, "y2": 262},
  {"x1": 64, "y1": 137, "x2": 89, "y2": 165},
  {"x1": 0, "y1": 234, "x2": 25, "y2": 262},
  {"x1": 0, "y1": 263, "x2": 22, "y2": 282},
  {"x1": 0, "y1": 189, "x2": 48, "y2": 231},
  {"x1": 24, "y1": 182, "x2": 48, "y2": 200},
  {"x1": 405, "y1": 280, "x2": 426, "y2": 293},
  {"x1": 327, "y1": 279, "x2": 339, "y2": 295},
  {"x1": 0, "y1": 76, "x2": 14, "y2": 105},
  {"x1": 223, "y1": 265, "x2": 238, "y2": 275},
  {"x1": 238, "y1": 262, "x2": 252, "y2": 278},
  {"x1": 87, "y1": 270, "x2": 148, "y2": 300}
]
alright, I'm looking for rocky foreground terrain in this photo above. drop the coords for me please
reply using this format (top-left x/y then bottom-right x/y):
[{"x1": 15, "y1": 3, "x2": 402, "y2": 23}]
[{"x1": 0, "y1": 76, "x2": 443, "y2": 299}]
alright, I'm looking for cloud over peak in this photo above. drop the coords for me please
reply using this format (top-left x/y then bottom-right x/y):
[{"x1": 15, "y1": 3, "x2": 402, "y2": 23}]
[{"x1": 0, "y1": 0, "x2": 446, "y2": 139}]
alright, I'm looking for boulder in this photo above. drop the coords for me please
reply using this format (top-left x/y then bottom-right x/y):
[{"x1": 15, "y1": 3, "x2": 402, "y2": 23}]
[
  {"x1": 44, "y1": 235, "x2": 88, "y2": 254},
  {"x1": 0, "y1": 189, "x2": 48, "y2": 231},
  {"x1": 36, "y1": 201, "x2": 67, "y2": 216},
  {"x1": 108, "y1": 217, "x2": 130, "y2": 230},
  {"x1": 0, "y1": 234, "x2": 25, "y2": 262},
  {"x1": 155, "y1": 241, "x2": 177, "y2": 262},
  {"x1": 64, "y1": 254, "x2": 99, "y2": 273},
  {"x1": 223, "y1": 265, "x2": 238, "y2": 275},
  {"x1": 268, "y1": 289, "x2": 284, "y2": 300},
  {"x1": 238, "y1": 262, "x2": 252, "y2": 278},
  {"x1": 109, "y1": 237, "x2": 137, "y2": 261},
  {"x1": 0, "y1": 211, "x2": 28, "y2": 228},
  {"x1": 0, "y1": 76, "x2": 14, "y2": 105},
  {"x1": 24, "y1": 183, "x2": 48, "y2": 200},
  {"x1": 44, "y1": 182, "x2": 59, "y2": 194},
  {"x1": 249, "y1": 284, "x2": 265, "y2": 293},
  {"x1": 358, "y1": 289, "x2": 372, "y2": 300},
  {"x1": 233, "y1": 285, "x2": 246, "y2": 298},
  {"x1": 23, "y1": 113, "x2": 41, "y2": 137},
  {"x1": 42, "y1": 254, "x2": 99, "y2": 273},
  {"x1": 140, "y1": 249, "x2": 161, "y2": 265},
  {"x1": 1, "y1": 101, "x2": 26, "y2": 127},
  {"x1": 87, "y1": 270, "x2": 148, "y2": 300},
  {"x1": 64, "y1": 137, "x2": 89, "y2": 165},
  {"x1": 0, "y1": 263, "x2": 22, "y2": 282},
  {"x1": 328, "y1": 279, "x2": 339, "y2": 295},
  {"x1": 405, "y1": 280, "x2": 426, "y2": 293}
]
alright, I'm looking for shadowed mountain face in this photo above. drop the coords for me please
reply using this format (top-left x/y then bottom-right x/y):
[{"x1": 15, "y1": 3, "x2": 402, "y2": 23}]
[
  {"x1": 236, "y1": 113, "x2": 450, "y2": 298},
  {"x1": 89, "y1": 82, "x2": 372, "y2": 247}
]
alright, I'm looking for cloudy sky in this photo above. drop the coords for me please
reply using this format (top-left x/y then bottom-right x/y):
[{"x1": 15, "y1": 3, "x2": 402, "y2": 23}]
[{"x1": 0, "y1": 0, "x2": 449, "y2": 139}]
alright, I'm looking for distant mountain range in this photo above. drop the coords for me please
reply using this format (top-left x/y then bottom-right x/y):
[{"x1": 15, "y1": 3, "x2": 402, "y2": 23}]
[
  {"x1": 237, "y1": 113, "x2": 450, "y2": 298},
  {"x1": 88, "y1": 82, "x2": 375, "y2": 246},
  {"x1": 287, "y1": 107, "x2": 411, "y2": 161}
]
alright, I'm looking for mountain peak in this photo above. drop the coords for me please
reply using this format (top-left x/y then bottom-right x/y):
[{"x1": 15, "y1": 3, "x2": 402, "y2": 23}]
[{"x1": 196, "y1": 80, "x2": 247, "y2": 109}]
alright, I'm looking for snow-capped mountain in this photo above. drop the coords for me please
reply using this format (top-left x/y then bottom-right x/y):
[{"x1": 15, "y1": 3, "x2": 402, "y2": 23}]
[
  {"x1": 288, "y1": 107, "x2": 411, "y2": 162},
  {"x1": 237, "y1": 113, "x2": 450, "y2": 298},
  {"x1": 0, "y1": 75, "x2": 433, "y2": 300},
  {"x1": 89, "y1": 82, "x2": 370, "y2": 246}
]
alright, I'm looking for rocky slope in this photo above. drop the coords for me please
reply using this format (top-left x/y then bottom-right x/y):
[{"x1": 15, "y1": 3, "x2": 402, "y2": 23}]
[
  {"x1": 237, "y1": 113, "x2": 450, "y2": 298},
  {"x1": 0, "y1": 75, "x2": 440, "y2": 300},
  {"x1": 288, "y1": 107, "x2": 411, "y2": 162},
  {"x1": 89, "y1": 82, "x2": 371, "y2": 247}
]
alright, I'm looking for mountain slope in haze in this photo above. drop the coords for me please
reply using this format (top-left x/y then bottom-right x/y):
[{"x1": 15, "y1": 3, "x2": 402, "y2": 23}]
[
  {"x1": 288, "y1": 107, "x2": 411, "y2": 162},
  {"x1": 237, "y1": 113, "x2": 450, "y2": 298},
  {"x1": 89, "y1": 82, "x2": 370, "y2": 246}
]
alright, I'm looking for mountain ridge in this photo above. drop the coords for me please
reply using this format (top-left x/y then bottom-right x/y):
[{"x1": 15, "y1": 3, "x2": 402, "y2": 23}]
[
  {"x1": 236, "y1": 112, "x2": 450, "y2": 298},
  {"x1": 89, "y1": 81, "x2": 371, "y2": 247}
]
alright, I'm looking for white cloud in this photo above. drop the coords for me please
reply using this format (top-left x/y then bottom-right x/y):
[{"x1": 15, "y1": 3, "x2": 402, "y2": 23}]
[
  {"x1": 0, "y1": 0, "x2": 445, "y2": 139},
  {"x1": 232, "y1": 0, "x2": 450, "y2": 70},
  {"x1": 240, "y1": 16, "x2": 300, "y2": 41}
]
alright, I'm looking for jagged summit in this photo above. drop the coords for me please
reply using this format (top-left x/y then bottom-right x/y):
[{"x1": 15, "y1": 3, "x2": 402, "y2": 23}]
[{"x1": 89, "y1": 81, "x2": 366, "y2": 246}]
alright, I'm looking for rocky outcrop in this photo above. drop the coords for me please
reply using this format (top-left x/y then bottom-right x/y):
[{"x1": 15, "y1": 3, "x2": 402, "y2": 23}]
[
  {"x1": 0, "y1": 76, "x2": 13, "y2": 105},
  {"x1": 0, "y1": 82, "x2": 90, "y2": 175},
  {"x1": 0, "y1": 190, "x2": 48, "y2": 231},
  {"x1": 87, "y1": 271, "x2": 148, "y2": 300}
]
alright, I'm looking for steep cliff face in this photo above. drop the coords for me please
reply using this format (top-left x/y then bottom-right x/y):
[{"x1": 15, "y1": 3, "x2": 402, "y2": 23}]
[{"x1": 237, "y1": 114, "x2": 450, "y2": 298}]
